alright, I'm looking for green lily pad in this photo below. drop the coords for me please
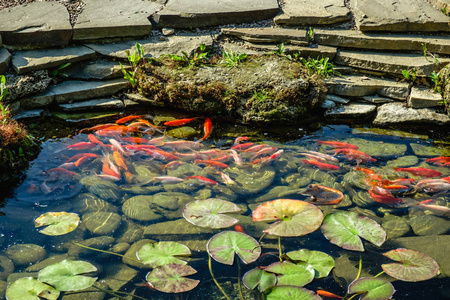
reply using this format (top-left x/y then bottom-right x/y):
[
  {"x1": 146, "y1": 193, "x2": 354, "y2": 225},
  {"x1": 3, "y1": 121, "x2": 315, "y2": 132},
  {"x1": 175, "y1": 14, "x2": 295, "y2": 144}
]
[
  {"x1": 348, "y1": 277, "x2": 395, "y2": 300},
  {"x1": 381, "y1": 248, "x2": 439, "y2": 282},
  {"x1": 264, "y1": 286, "x2": 321, "y2": 300},
  {"x1": 182, "y1": 198, "x2": 241, "y2": 229},
  {"x1": 207, "y1": 231, "x2": 261, "y2": 265},
  {"x1": 146, "y1": 263, "x2": 200, "y2": 293},
  {"x1": 286, "y1": 249, "x2": 335, "y2": 278},
  {"x1": 265, "y1": 261, "x2": 315, "y2": 287},
  {"x1": 5, "y1": 277, "x2": 60, "y2": 300},
  {"x1": 38, "y1": 260, "x2": 97, "y2": 292},
  {"x1": 34, "y1": 212, "x2": 80, "y2": 236},
  {"x1": 252, "y1": 199, "x2": 324, "y2": 237},
  {"x1": 242, "y1": 268, "x2": 277, "y2": 292},
  {"x1": 137, "y1": 242, "x2": 191, "y2": 268},
  {"x1": 321, "y1": 211, "x2": 386, "y2": 252}
]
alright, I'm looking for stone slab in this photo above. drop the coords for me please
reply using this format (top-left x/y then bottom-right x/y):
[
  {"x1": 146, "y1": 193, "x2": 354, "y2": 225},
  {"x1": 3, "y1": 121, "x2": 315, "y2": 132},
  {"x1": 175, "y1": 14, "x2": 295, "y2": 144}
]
[
  {"x1": 373, "y1": 102, "x2": 450, "y2": 125},
  {"x1": 13, "y1": 109, "x2": 44, "y2": 121},
  {"x1": 245, "y1": 43, "x2": 336, "y2": 59},
  {"x1": 73, "y1": 0, "x2": 164, "y2": 41},
  {"x1": 274, "y1": 0, "x2": 351, "y2": 25},
  {"x1": 0, "y1": 48, "x2": 11, "y2": 74},
  {"x1": 221, "y1": 28, "x2": 308, "y2": 45},
  {"x1": 325, "y1": 75, "x2": 410, "y2": 100},
  {"x1": 58, "y1": 98, "x2": 124, "y2": 111},
  {"x1": 85, "y1": 34, "x2": 213, "y2": 59},
  {"x1": 64, "y1": 60, "x2": 129, "y2": 80},
  {"x1": 351, "y1": 0, "x2": 450, "y2": 32},
  {"x1": 361, "y1": 95, "x2": 393, "y2": 104},
  {"x1": 324, "y1": 103, "x2": 377, "y2": 120},
  {"x1": 124, "y1": 93, "x2": 165, "y2": 107},
  {"x1": 11, "y1": 46, "x2": 96, "y2": 75},
  {"x1": 314, "y1": 29, "x2": 450, "y2": 55},
  {"x1": 335, "y1": 50, "x2": 450, "y2": 77},
  {"x1": 325, "y1": 94, "x2": 351, "y2": 104},
  {"x1": 153, "y1": 0, "x2": 280, "y2": 28},
  {"x1": 408, "y1": 86, "x2": 443, "y2": 108},
  {"x1": 0, "y1": 2, "x2": 72, "y2": 48}
]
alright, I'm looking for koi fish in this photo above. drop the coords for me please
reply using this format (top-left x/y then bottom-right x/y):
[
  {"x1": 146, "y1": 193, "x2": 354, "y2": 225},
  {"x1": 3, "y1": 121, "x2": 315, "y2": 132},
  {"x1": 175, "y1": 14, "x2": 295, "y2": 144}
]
[
  {"x1": 234, "y1": 136, "x2": 249, "y2": 144},
  {"x1": 425, "y1": 156, "x2": 450, "y2": 165},
  {"x1": 164, "y1": 117, "x2": 196, "y2": 126},
  {"x1": 316, "y1": 140, "x2": 359, "y2": 150},
  {"x1": 212, "y1": 154, "x2": 233, "y2": 163},
  {"x1": 251, "y1": 147, "x2": 278, "y2": 159},
  {"x1": 335, "y1": 149, "x2": 376, "y2": 163},
  {"x1": 382, "y1": 178, "x2": 416, "y2": 187},
  {"x1": 136, "y1": 118, "x2": 161, "y2": 129},
  {"x1": 113, "y1": 151, "x2": 128, "y2": 171},
  {"x1": 415, "y1": 179, "x2": 450, "y2": 193},
  {"x1": 368, "y1": 188, "x2": 403, "y2": 205},
  {"x1": 301, "y1": 184, "x2": 344, "y2": 205},
  {"x1": 243, "y1": 144, "x2": 267, "y2": 153},
  {"x1": 195, "y1": 160, "x2": 229, "y2": 169},
  {"x1": 74, "y1": 154, "x2": 99, "y2": 167},
  {"x1": 119, "y1": 137, "x2": 152, "y2": 144},
  {"x1": 115, "y1": 115, "x2": 144, "y2": 124},
  {"x1": 162, "y1": 141, "x2": 203, "y2": 150},
  {"x1": 355, "y1": 166, "x2": 381, "y2": 182},
  {"x1": 393, "y1": 167, "x2": 442, "y2": 178},
  {"x1": 217, "y1": 171, "x2": 237, "y2": 186},
  {"x1": 303, "y1": 160, "x2": 340, "y2": 170},
  {"x1": 416, "y1": 199, "x2": 450, "y2": 217},
  {"x1": 79, "y1": 123, "x2": 116, "y2": 133},
  {"x1": 231, "y1": 142, "x2": 254, "y2": 151},
  {"x1": 67, "y1": 142, "x2": 96, "y2": 150},
  {"x1": 306, "y1": 150, "x2": 339, "y2": 163},
  {"x1": 187, "y1": 176, "x2": 218, "y2": 186},
  {"x1": 102, "y1": 157, "x2": 120, "y2": 179},
  {"x1": 161, "y1": 161, "x2": 184, "y2": 170},
  {"x1": 67, "y1": 153, "x2": 99, "y2": 162},
  {"x1": 230, "y1": 149, "x2": 243, "y2": 166},
  {"x1": 234, "y1": 224, "x2": 245, "y2": 233},
  {"x1": 316, "y1": 290, "x2": 343, "y2": 299},
  {"x1": 109, "y1": 139, "x2": 127, "y2": 155},
  {"x1": 298, "y1": 153, "x2": 327, "y2": 162},
  {"x1": 199, "y1": 118, "x2": 212, "y2": 142},
  {"x1": 151, "y1": 176, "x2": 184, "y2": 184}
]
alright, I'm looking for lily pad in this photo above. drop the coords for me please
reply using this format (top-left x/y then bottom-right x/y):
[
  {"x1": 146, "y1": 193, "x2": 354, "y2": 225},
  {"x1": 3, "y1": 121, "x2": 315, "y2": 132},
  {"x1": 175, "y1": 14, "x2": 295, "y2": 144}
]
[
  {"x1": 146, "y1": 264, "x2": 200, "y2": 293},
  {"x1": 34, "y1": 212, "x2": 80, "y2": 236},
  {"x1": 347, "y1": 277, "x2": 395, "y2": 300},
  {"x1": 264, "y1": 286, "x2": 321, "y2": 300},
  {"x1": 38, "y1": 260, "x2": 97, "y2": 292},
  {"x1": 242, "y1": 268, "x2": 277, "y2": 292},
  {"x1": 381, "y1": 248, "x2": 439, "y2": 282},
  {"x1": 265, "y1": 261, "x2": 315, "y2": 287},
  {"x1": 286, "y1": 249, "x2": 335, "y2": 278},
  {"x1": 137, "y1": 241, "x2": 191, "y2": 268},
  {"x1": 5, "y1": 277, "x2": 60, "y2": 300},
  {"x1": 207, "y1": 231, "x2": 261, "y2": 265},
  {"x1": 182, "y1": 199, "x2": 241, "y2": 229},
  {"x1": 321, "y1": 211, "x2": 386, "y2": 252},
  {"x1": 301, "y1": 184, "x2": 344, "y2": 205},
  {"x1": 252, "y1": 199, "x2": 324, "y2": 237}
]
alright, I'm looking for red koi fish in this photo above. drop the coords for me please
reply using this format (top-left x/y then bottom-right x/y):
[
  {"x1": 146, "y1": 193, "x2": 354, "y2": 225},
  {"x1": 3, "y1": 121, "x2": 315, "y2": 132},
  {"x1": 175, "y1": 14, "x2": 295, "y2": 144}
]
[
  {"x1": 199, "y1": 118, "x2": 212, "y2": 142},
  {"x1": 74, "y1": 154, "x2": 99, "y2": 167},
  {"x1": 416, "y1": 199, "x2": 450, "y2": 217},
  {"x1": 195, "y1": 160, "x2": 229, "y2": 169},
  {"x1": 187, "y1": 176, "x2": 218, "y2": 186},
  {"x1": 79, "y1": 123, "x2": 117, "y2": 134},
  {"x1": 234, "y1": 136, "x2": 249, "y2": 144},
  {"x1": 316, "y1": 290, "x2": 343, "y2": 299},
  {"x1": 212, "y1": 154, "x2": 233, "y2": 163},
  {"x1": 382, "y1": 177, "x2": 416, "y2": 187},
  {"x1": 234, "y1": 224, "x2": 245, "y2": 233},
  {"x1": 164, "y1": 117, "x2": 196, "y2": 126},
  {"x1": 335, "y1": 149, "x2": 376, "y2": 163},
  {"x1": 441, "y1": 176, "x2": 450, "y2": 182},
  {"x1": 425, "y1": 156, "x2": 450, "y2": 165},
  {"x1": 119, "y1": 137, "x2": 152, "y2": 144},
  {"x1": 67, "y1": 153, "x2": 99, "y2": 162},
  {"x1": 115, "y1": 115, "x2": 144, "y2": 124},
  {"x1": 67, "y1": 142, "x2": 96, "y2": 150},
  {"x1": 316, "y1": 140, "x2": 359, "y2": 150},
  {"x1": 355, "y1": 166, "x2": 381, "y2": 182},
  {"x1": 303, "y1": 160, "x2": 340, "y2": 170},
  {"x1": 368, "y1": 188, "x2": 403, "y2": 205},
  {"x1": 393, "y1": 167, "x2": 442, "y2": 178},
  {"x1": 231, "y1": 142, "x2": 254, "y2": 150}
]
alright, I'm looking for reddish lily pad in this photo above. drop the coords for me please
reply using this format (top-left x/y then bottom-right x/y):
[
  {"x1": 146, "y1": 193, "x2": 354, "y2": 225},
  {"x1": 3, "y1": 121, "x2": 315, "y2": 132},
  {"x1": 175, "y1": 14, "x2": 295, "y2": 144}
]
[
  {"x1": 252, "y1": 199, "x2": 324, "y2": 237},
  {"x1": 182, "y1": 198, "x2": 241, "y2": 229},
  {"x1": 286, "y1": 249, "x2": 335, "y2": 278},
  {"x1": 146, "y1": 263, "x2": 199, "y2": 293},
  {"x1": 5, "y1": 277, "x2": 60, "y2": 300},
  {"x1": 348, "y1": 277, "x2": 395, "y2": 300},
  {"x1": 264, "y1": 286, "x2": 321, "y2": 300},
  {"x1": 34, "y1": 212, "x2": 80, "y2": 236},
  {"x1": 301, "y1": 184, "x2": 344, "y2": 205},
  {"x1": 321, "y1": 211, "x2": 386, "y2": 252},
  {"x1": 381, "y1": 248, "x2": 439, "y2": 282},
  {"x1": 137, "y1": 241, "x2": 191, "y2": 268},
  {"x1": 242, "y1": 268, "x2": 277, "y2": 292},
  {"x1": 207, "y1": 231, "x2": 261, "y2": 265},
  {"x1": 265, "y1": 261, "x2": 315, "y2": 287}
]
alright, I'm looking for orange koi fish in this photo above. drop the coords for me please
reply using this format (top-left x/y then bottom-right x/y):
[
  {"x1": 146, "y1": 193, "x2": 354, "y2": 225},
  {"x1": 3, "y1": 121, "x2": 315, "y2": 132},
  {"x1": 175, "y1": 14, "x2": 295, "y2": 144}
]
[
  {"x1": 393, "y1": 167, "x2": 442, "y2": 178},
  {"x1": 199, "y1": 118, "x2": 212, "y2": 142},
  {"x1": 316, "y1": 290, "x2": 343, "y2": 299},
  {"x1": 231, "y1": 142, "x2": 254, "y2": 150},
  {"x1": 195, "y1": 160, "x2": 229, "y2": 169},
  {"x1": 303, "y1": 160, "x2": 340, "y2": 170},
  {"x1": 234, "y1": 136, "x2": 249, "y2": 144},
  {"x1": 74, "y1": 154, "x2": 99, "y2": 167},
  {"x1": 115, "y1": 115, "x2": 144, "y2": 124},
  {"x1": 335, "y1": 149, "x2": 376, "y2": 163},
  {"x1": 136, "y1": 118, "x2": 161, "y2": 129},
  {"x1": 234, "y1": 224, "x2": 245, "y2": 233},
  {"x1": 368, "y1": 188, "x2": 403, "y2": 205},
  {"x1": 119, "y1": 137, "x2": 152, "y2": 144},
  {"x1": 67, "y1": 142, "x2": 96, "y2": 150},
  {"x1": 161, "y1": 161, "x2": 184, "y2": 170},
  {"x1": 381, "y1": 178, "x2": 415, "y2": 187},
  {"x1": 102, "y1": 160, "x2": 120, "y2": 179},
  {"x1": 79, "y1": 123, "x2": 116, "y2": 133},
  {"x1": 113, "y1": 151, "x2": 128, "y2": 171},
  {"x1": 316, "y1": 140, "x2": 359, "y2": 150},
  {"x1": 355, "y1": 166, "x2": 381, "y2": 182},
  {"x1": 67, "y1": 153, "x2": 99, "y2": 162},
  {"x1": 164, "y1": 117, "x2": 196, "y2": 126},
  {"x1": 425, "y1": 156, "x2": 450, "y2": 165},
  {"x1": 187, "y1": 176, "x2": 218, "y2": 185}
]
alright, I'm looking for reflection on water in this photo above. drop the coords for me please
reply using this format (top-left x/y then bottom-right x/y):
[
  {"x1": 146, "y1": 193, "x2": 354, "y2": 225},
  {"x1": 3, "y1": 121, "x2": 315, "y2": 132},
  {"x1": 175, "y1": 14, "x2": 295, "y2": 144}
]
[{"x1": 1, "y1": 119, "x2": 450, "y2": 299}]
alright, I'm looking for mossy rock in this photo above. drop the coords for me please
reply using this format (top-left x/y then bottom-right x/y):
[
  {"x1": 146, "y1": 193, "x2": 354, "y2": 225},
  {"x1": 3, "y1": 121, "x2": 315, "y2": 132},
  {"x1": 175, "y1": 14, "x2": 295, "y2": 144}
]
[
  {"x1": 409, "y1": 215, "x2": 450, "y2": 236},
  {"x1": 410, "y1": 143, "x2": 450, "y2": 157},
  {"x1": 228, "y1": 166, "x2": 276, "y2": 195},
  {"x1": 0, "y1": 256, "x2": 14, "y2": 281},
  {"x1": 5, "y1": 244, "x2": 47, "y2": 266},
  {"x1": 122, "y1": 195, "x2": 163, "y2": 222},
  {"x1": 83, "y1": 211, "x2": 122, "y2": 235},
  {"x1": 167, "y1": 126, "x2": 198, "y2": 138},
  {"x1": 346, "y1": 138, "x2": 407, "y2": 157},
  {"x1": 80, "y1": 176, "x2": 123, "y2": 203},
  {"x1": 386, "y1": 155, "x2": 419, "y2": 168},
  {"x1": 72, "y1": 193, "x2": 119, "y2": 213}
]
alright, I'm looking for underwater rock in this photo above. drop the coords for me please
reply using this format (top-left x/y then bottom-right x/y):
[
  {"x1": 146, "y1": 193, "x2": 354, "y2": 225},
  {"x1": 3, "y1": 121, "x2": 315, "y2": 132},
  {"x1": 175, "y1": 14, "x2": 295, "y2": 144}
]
[
  {"x1": 115, "y1": 221, "x2": 144, "y2": 244},
  {"x1": 163, "y1": 181, "x2": 201, "y2": 193},
  {"x1": 301, "y1": 168, "x2": 335, "y2": 183},
  {"x1": 350, "y1": 190, "x2": 377, "y2": 208},
  {"x1": 410, "y1": 143, "x2": 450, "y2": 157},
  {"x1": 83, "y1": 211, "x2": 122, "y2": 235},
  {"x1": 123, "y1": 239, "x2": 156, "y2": 269},
  {"x1": 211, "y1": 185, "x2": 238, "y2": 202},
  {"x1": 251, "y1": 186, "x2": 294, "y2": 203},
  {"x1": 61, "y1": 281, "x2": 108, "y2": 300},
  {"x1": 72, "y1": 193, "x2": 119, "y2": 213},
  {"x1": 167, "y1": 126, "x2": 198, "y2": 138},
  {"x1": 0, "y1": 281, "x2": 6, "y2": 299},
  {"x1": 5, "y1": 244, "x2": 46, "y2": 266},
  {"x1": 167, "y1": 163, "x2": 203, "y2": 177},
  {"x1": 284, "y1": 173, "x2": 311, "y2": 189},
  {"x1": 152, "y1": 192, "x2": 195, "y2": 219},
  {"x1": 229, "y1": 166, "x2": 276, "y2": 195},
  {"x1": 81, "y1": 176, "x2": 123, "y2": 203},
  {"x1": 272, "y1": 158, "x2": 298, "y2": 174},
  {"x1": 103, "y1": 263, "x2": 139, "y2": 291},
  {"x1": 122, "y1": 185, "x2": 164, "y2": 195},
  {"x1": 0, "y1": 256, "x2": 14, "y2": 281},
  {"x1": 386, "y1": 155, "x2": 419, "y2": 168},
  {"x1": 109, "y1": 243, "x2": 130, "y2": 254},
  {"x1": 409, "y1": 215, "x2": 450, "y2": 236},
  {"x1": 122, "y1": 195, "x2": 163, "y2": 222},
  {"x1": 346, "y1": 138, "x2": 407, "y2": 157},
  {"x1": 352, "y1": 207, "x2": 383, "y2": 223},
  {"x1": 193, "y1": 188, "x2": 213, "y2": 200},
  {"x1": 25, "y1": 254, "x2": 70, "y2": 272},
  {"x1": 382, "y1": 215, "x2": 411, "y2": 240},
  {"x1": 68, "y1": 236, "x2": 115, "y2": 258}
]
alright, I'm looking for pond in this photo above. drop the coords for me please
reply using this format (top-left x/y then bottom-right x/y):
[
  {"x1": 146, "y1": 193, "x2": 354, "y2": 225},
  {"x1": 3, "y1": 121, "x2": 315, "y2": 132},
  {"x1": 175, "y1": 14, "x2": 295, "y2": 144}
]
[{"x1": 0, "y1": 113, "x2": 449, "y2": 300}]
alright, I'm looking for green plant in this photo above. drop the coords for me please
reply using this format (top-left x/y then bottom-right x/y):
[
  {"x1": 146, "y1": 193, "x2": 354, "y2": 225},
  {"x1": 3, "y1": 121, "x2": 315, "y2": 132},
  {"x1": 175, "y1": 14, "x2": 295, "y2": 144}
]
[
  {"x1": 51, "y1": 63, "x2": 71, "y2": 77},
  {"x1": 273, "y1": 43, "x2": 286, "y2": 56},
  {"x1": 221, "y1": 50, "x2": 247, "y2": 68},
  {"x1": 301, "y1": 57, "x2": 340, "y2": 78},
  {"x1": 120, "y1": 42, "x2": 146, "y2": 87},
  {"x1": 442, "y1": 6, "x2": 448, "y2": 15},
  {"x1": 252, "y1": 89, "x2": 270, "y2": 103},
  {"x1": 422, "y1": 42, "x2": 440, "y2": 66},
  {"x1": 402, "y1": 68, "x2": 417, "y2": 83},
  {"x1": 430, "y1": 70, "x2": 440, "y2": 92},
  {"x1": 308, "y1": 27, "x2": 314, "y2": 40},
  {"x1": 0, "y1": 75, "x2": 7, "y2": 101},
  {"x1": 168, "y1": 44, "x2": 209, "y2": 68}
]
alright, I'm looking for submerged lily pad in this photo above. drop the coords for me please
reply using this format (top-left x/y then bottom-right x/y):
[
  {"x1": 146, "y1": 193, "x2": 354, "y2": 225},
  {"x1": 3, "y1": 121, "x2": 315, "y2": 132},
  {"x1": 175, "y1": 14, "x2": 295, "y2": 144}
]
[
  {"x1": 264, "y1": 286, "x2": 321, "y2": 300},
  {"x1": 182, "y1": 199, "x2": 241, "y2": 229},
  {"x1": 252, "y1": 199, "x2": 323, "y2": 237},
  {"x1": 381, "y1": 248, "x2": 439, "y2": 282},
  {"x1": 265, "y1": 261, "x2": 315, "y2": 287},
  {"x1": 38, "y1": 260, "x2": 97, "y2": 291},
  {"x1": 146, "y1": 264, "x2": 199, "y2": 293},
  {"x1": 321, "y1": 211, "x2": 386, "y2": 251},
  {"x1": 137, "y1": 241, "x2": 191, "y2": 268},
  {"x1": 243, "y1": 268, "x2": 277, "y2": 292},
  {"x1": 301, "y1": 184, "x2": 344, "y2": 205},
  {"x1": 207, "y1": 231, "x2": 261, "y2": 265},
  {"x1": 6, "y1": 277, "x2": 60, "y2": 300},
  {"x1": 34, "y1": 212, "x2": 80, "y2": 236},
  {"x1": 348, "y1": 277, "x2": 395, "y2": 300},
  {"x1": 286, "y1": 249, "x2": 335, "y2": 278}
]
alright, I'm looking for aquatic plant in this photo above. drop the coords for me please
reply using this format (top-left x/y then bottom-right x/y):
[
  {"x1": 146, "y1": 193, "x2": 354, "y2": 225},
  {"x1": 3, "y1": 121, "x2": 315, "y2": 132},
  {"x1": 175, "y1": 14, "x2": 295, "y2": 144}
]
[
  {"x1": 38, "y1": 260, "x2": 97, "y2": 291},
  {"x1": 34, "y1": 212, "x2": 80, "y2": 236},
  {"x1": 182, "y1": 198, "x2": 241, "y2": 228},
  {"x1": 347, "y1": 277, "x2": 395, "y2": 300},
  {"x1": 145, "y1": 263, "x2": 200, "y2": 293},
  {"x1": 221, "y1": 50, "x2": 247, "y2": 67},
  {"x1": 5, "y1": 277, "x2": 60, "y2": 300},
  {"x1": 137, "y1": 241, "x2": 192, "y2": 268}
]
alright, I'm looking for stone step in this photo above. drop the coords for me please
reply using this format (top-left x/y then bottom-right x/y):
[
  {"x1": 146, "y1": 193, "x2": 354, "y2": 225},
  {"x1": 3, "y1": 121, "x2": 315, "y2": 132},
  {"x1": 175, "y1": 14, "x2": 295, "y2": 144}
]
[
  {"x1": 373, "y1": 102, "x2": 450, "y2": 125},
  {"x1": 351, "y1": 0, "x2": 450, "y2": 32},
  {"x1": 334, "y1": 50, "x2": 450, "y2": 77},
  {"x1": 314, "y1": 29, "x2": 450, "y2": 55},
  {"x1": 11, "y1": 46, "x2": 96, "y2": 75},
  {"x1": 152, "y1": 0, "x2": 279, "y2": 28},
  {"x1": 408, "y1": 86, "x2": 443, "y2": 108},
  {"x1": 0, "y1": 48, "x2": 11, "y2": 74},
  {"x1": 244, "y1": 43, "x2": 337, "y2": 59},
  {"x1": 21, "y1": 79, "x2": 128, "y2": 109},
  {"x1": 325, "y1": 75, "x2": 410, "y2": 100},
  {"x1": 274, "y1": 0, "x2": 351, "y2": 26},
  {"x1": 58, "y1": 98, "x2": 124, "y2": 112},
  {"x1": 324, "y1": 103, "x2": 377, "y2": 121},
  {"x1": 0, "y1": 2, "x2": 72, "y2": 49},
  {"x1": 221, "y1": 28, "x2": 308, "y2": 45},
  {"x1": 73, "y1": 0, "x2": 163, "y2": 41},
  {"x1": 64, "y1": 60, "x2": 129, "y2": 80}
]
